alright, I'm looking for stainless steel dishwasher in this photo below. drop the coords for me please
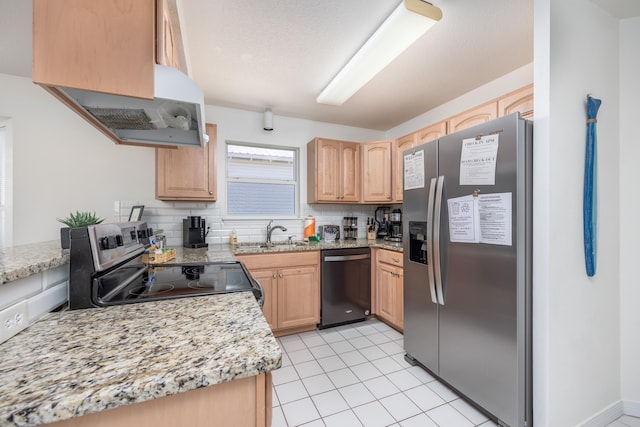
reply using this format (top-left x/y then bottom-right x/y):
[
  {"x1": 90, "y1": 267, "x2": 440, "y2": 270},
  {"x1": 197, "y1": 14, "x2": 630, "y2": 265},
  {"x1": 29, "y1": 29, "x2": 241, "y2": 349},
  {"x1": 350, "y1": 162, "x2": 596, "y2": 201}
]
[{"x1": 319, "y1": 247, "x2": 371, "y2": 329}]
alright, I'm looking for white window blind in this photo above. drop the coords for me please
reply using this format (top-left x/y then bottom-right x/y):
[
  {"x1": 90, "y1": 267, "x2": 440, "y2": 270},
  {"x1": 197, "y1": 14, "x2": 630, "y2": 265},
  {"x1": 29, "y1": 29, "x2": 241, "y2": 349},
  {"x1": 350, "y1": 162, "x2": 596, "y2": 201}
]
[{"x1": 226, "y1": 142, "x2": 298, "y2": 216}]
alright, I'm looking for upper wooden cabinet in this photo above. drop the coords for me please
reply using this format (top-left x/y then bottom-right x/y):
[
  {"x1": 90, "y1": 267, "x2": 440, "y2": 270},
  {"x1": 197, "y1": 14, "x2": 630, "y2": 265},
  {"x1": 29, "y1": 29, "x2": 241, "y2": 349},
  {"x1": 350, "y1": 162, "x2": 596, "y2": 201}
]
[
  {"x1": 307, "y1": 138, "x2": 361, "y2": 203},
  {"x1": 362, "y1": 141, "x2": 393, "y2": 203},
  {"x1": 156, "y1": 0, "x2": 188, "y2": 73},
  {"x1": 33, "y1": 0, "x2": 155, "y2": 99},
  {"x1": 392, "y1": 121, "x2": 447, "y2": 202},
  {"x1": 447, "y1": 101, "x2": 498, "y2": 134},
  {"x1": 156, "y1": 123, "x2": 217, "y2": 201},
  {"x1": 498, "y1": 84, "x2": 534, "y2": 119}
]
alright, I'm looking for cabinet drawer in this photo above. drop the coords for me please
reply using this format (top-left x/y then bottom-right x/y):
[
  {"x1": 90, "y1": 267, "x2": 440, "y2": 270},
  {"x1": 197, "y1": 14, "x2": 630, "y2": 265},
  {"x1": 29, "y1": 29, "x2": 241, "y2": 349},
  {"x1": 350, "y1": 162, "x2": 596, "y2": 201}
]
[
  {"x1": 237, "y1": 251, "x2": 319, "y2": 270},
  {"x1": 377, "y1": 249, "x2": 403, "y2": 267}
]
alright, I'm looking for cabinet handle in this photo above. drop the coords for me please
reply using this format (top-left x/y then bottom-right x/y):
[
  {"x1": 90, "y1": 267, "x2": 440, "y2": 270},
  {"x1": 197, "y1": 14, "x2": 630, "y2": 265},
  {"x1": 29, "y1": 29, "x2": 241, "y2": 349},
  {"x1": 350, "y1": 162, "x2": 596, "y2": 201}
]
[
  {"x1": 272, "y1": 274, "x2": 277, "y2": 279},
  {"x1": 209, "y1": 191, "x2": 213, "y2": 195},
  {"x1": 279, "y1": 273, "x2": 283, "y2": 278},
  {"x1": 392, "y1": 258, "x2": 400, "y2": 263}
]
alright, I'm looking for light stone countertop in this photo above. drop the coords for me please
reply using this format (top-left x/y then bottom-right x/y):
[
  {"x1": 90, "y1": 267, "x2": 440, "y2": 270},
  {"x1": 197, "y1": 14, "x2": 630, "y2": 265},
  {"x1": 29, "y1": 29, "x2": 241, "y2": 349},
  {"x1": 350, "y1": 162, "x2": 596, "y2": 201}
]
[
  {"x1": 231, "y1": 238, "x2": 403, "y2": 256},
  {"x1": 0, "y1": 292, "x2": 281, "y2": 427},
  {"x1": 0, "y1": 241, "x2": 69, "y2": 285}
]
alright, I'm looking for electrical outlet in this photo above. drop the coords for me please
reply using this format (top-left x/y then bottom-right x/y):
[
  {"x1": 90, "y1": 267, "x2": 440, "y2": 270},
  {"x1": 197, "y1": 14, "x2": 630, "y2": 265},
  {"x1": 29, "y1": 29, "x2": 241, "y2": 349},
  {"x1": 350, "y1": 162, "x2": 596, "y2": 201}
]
[{"x1": 0, "y1": 300, "x2": 29, "y2": 344}]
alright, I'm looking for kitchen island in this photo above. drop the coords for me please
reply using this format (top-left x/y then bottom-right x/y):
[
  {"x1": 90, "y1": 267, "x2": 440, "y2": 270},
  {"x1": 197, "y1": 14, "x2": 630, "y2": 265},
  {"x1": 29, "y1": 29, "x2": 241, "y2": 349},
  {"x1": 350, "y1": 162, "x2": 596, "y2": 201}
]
[{"x1": 0, "y1": 291, "x2": 281, "y2": 427}]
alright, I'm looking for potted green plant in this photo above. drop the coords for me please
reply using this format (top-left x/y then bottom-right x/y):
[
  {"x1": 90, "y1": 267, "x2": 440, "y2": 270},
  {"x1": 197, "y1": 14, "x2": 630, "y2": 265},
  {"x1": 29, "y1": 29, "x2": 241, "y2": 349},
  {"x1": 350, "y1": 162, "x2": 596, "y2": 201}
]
[{"x1": 57, "y1": 211, "x2": 105, "y2": 249}]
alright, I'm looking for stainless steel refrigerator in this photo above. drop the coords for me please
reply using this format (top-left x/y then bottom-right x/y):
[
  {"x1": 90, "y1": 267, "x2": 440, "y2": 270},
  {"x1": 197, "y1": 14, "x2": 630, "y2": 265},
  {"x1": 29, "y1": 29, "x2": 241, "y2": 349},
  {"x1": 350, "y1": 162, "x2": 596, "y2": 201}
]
[{"x1": 403, "y1": 113, "x2": 532, "y2": 427}]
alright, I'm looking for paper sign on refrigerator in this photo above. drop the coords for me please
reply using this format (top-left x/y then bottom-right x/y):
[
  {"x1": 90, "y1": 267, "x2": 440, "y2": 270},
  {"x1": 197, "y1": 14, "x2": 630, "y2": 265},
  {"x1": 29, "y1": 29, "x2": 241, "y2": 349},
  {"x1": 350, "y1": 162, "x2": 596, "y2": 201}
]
[
  {"x1": 459, "y1": 134, "x2": 499, "y2": 185},
  {"x1": 448, "y1": 192, "x2": 512, "y2": 246}
]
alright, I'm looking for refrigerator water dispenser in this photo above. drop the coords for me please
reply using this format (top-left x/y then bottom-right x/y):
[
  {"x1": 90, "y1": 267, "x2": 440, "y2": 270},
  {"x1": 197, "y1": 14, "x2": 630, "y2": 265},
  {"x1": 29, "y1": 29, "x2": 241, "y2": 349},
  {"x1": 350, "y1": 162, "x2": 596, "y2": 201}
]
[{"x1": 408, "y1": 221, "x2": 427, "y2": 265}]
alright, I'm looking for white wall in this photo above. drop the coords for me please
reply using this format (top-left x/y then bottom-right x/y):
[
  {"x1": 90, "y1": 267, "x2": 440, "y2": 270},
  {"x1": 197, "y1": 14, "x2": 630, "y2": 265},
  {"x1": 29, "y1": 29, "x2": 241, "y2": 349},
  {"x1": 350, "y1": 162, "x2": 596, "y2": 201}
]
[
  {"x1": 619, "y1": 16, "x2": 640, "y2": 409},
  {"x1": 386, "y1": 63, "x2": 533, "y2": 139},
  {"x1": 535, "y1": 0, "x2": 621, "y2": 425},
  {"x1": 0, "y1": 73, "x2": 156, "y2": 246},
  {"x1": 0, "y1": 73, "x2": 385, "y2": 246}
]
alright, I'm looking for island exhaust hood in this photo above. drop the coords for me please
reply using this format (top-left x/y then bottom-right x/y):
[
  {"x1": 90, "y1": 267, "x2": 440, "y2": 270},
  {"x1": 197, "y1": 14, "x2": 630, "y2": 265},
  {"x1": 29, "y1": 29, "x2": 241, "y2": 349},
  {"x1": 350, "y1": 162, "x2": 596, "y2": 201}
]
[{"x1": 53, "y1": 65, "x2": 209, "y2": 148}]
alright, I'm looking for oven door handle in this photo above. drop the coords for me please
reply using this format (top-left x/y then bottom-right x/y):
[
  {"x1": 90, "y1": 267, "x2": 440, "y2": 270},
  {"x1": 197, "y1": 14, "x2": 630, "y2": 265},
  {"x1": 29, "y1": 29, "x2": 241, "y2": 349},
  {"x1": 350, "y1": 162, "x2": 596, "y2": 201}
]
[
  {"x1": 252, "y1": 278, "x2": 265, "y2": 308},
  {"x1": 98, "y1": 267, "x2": 147, "y2": 303}
]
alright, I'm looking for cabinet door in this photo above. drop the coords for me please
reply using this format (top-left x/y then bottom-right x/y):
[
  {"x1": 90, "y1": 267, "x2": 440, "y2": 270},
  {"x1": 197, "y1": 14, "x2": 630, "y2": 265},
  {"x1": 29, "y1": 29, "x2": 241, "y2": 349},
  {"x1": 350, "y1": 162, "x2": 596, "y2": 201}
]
[
  {"x1": 315, "y1": 139, "x2": 341, "y2": 202},
  {"x1": 498, "y1": 84, "x2": 534, "y2": 119},
  {"x1": 156, "y1": 123, "x2": 217, "y2": 200},
  {"x1": 395, "y1": 267, "x2": 404, "y2": 330},
  {"x1": 393, "y1": 133, "x2": 417, "y2": 203},
  {"x1": 447, "y1": 102, "x2": 498, "y2": 134},
  {"x1": 156, "y1": 0, "x2": 188, "y2": 73},
  {"x1": 340, "y1": 142, "x2": 361, "y2": 202},
  {"x1": 33, "y1": 0, "x2": 154, "y2": 99},
  {"x1": 418, "y1": 121, "x2": 447, "y2": 143},
  {"x1": 277, "y1": 266, "x2": 320, "y2": 329},
  {"x1": 377, "y1": 263, "x2": 397, "y2": 324},
  {"x1": 362, "y1": 141, "x2": 392, "y2": 202},
  {"x1": 251, "y1": 269, "x2": 278, "y2": 331}
]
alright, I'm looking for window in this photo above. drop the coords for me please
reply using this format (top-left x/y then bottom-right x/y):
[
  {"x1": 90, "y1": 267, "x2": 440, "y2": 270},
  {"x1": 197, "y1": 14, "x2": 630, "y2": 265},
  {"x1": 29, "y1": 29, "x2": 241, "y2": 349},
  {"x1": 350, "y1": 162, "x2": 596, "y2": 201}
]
[{"x1": 226, "y1": 142, "x2": 298, "y2": 216}]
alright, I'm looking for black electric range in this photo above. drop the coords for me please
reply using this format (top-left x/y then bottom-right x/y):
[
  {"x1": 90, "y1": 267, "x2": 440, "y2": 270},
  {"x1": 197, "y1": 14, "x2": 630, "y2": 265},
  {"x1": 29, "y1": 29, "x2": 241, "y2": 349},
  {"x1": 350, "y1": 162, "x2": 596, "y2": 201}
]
[{"x1": 68, "y1": 222, "x2": 262, "y2": 309}]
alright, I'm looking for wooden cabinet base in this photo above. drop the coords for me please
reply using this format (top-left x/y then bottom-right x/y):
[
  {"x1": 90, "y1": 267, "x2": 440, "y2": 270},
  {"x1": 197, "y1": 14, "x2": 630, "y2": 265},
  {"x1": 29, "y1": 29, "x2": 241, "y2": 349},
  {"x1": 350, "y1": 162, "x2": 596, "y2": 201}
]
[{"x1": 47, "y1": 373, "x2": 272, "y2": 427}]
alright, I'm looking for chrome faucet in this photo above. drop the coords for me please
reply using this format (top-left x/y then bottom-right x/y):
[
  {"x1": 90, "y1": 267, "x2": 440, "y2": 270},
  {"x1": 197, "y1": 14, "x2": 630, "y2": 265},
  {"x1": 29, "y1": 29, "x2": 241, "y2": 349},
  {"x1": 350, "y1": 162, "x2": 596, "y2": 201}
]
[{"x1": 266, "y1": 220, "x2": 287, "y2": 246}]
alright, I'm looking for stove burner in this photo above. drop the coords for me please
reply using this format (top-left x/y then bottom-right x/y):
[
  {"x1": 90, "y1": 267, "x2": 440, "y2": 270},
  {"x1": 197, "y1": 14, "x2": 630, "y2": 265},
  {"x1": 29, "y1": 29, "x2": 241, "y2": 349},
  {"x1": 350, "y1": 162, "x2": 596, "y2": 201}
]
[
  {"x1": 188, "y1": 281, "x2": 217, "y2": 290},
  {"x1": 182, "y1": 265, "x2": 205, "y2": 281},
  {"x1": 129, "y1": 284, "x2": 175, "y2": 296}
]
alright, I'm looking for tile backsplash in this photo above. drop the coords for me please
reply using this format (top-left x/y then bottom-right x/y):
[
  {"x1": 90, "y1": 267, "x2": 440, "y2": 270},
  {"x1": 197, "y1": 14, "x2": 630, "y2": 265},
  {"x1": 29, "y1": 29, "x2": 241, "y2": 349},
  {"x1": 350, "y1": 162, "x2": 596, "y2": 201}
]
[{"x1": 116, "y1": 200, "x2": 398, "y2": 247}]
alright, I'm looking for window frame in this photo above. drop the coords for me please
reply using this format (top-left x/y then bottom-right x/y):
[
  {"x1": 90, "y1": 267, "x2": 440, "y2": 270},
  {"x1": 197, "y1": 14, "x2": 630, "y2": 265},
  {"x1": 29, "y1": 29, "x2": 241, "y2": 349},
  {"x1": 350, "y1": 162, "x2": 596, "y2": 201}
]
[{"x1": 225, "y1": 140, "x2": 300, "y2": 219}]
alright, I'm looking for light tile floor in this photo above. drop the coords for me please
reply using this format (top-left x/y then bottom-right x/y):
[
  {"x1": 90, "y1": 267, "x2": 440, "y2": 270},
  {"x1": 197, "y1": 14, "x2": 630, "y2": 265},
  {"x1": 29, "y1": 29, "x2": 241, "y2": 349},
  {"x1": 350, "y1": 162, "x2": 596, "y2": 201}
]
[
  {"x1": 271, "y1": 318, "x2": 640, "y2": 427},
  {"x1": 271, "y1": 318, "x2": 498, "y2": 427}
]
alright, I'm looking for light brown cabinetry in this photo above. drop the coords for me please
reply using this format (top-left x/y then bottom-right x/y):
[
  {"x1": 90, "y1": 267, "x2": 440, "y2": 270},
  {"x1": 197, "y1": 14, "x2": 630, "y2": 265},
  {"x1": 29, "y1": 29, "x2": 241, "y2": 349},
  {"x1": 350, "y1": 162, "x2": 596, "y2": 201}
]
[
  {"x1": 156, "y1": 124, "x2": 217, "y2": 201},
  {"x1": 375, "y1": 249, "x2": 404, "y2": 331},
  {"x1": 498, "y1": 84, "x2": 534, "y2": 119},
  {"x1": 237, "y1": 252, "x2": 320, "y2": 336},
  {"x1": 33, "y1": 0, "x2": 155, "y2": 99},
  {"x1": 307, "y1": 138, "x2": 361, "y2": 203},
  {"x1": 49, "y1": 373, "x2": 272, "y2": 427},
  {"x1": 362, "y1": 141, "x2": 393, "y2": 203},
  {"x1": 392, "y1": 121, "x2": 447, "y2": 202},
  {"x1": 447, "y1": 101, "x2": 498, "y2": 134},
  {"x1": 392, "y1": 133, "x2": 417, "y2": 203},
  {"x1": 156, "y1": 0, "x2": 187, "y2": 73}
]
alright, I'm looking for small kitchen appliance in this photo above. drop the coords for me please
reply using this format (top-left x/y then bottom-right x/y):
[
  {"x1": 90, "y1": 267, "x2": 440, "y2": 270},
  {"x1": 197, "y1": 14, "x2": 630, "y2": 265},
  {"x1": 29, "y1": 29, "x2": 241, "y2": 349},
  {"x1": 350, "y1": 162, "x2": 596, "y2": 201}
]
[
  {"x1": 319, "y1": 225, "x2": 340, "y2": 242},
  {"x1": 67, "y1": 221, "x2": 263, "y2": 310},
  {"x1": 389, "y1": 208, "x2": 402, "y2": 242},
  {"x1": 183, "y1": 216, "x2": 209, "y2": 248},
  {"x1": 375, "y1": 207, "x2": 390, "y2": 239}
]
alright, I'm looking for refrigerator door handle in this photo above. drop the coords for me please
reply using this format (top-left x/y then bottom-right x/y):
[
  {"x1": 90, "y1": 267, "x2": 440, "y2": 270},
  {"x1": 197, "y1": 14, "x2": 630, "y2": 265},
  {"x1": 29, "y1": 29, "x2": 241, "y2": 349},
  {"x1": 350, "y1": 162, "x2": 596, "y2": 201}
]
[
  {"x1": 426, "y1": 177, "x2": 438, "y2": 304},
  {"x1": 434, "y1": 175, "x2": 445, "y2": 305}
]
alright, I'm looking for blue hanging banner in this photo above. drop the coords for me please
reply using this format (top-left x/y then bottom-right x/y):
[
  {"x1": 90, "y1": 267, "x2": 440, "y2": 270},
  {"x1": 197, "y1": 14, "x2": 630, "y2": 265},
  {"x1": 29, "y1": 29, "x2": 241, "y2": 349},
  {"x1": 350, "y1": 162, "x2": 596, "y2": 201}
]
[{"x1": 584, "y1": 95, "x2": 601, "y2": 277}]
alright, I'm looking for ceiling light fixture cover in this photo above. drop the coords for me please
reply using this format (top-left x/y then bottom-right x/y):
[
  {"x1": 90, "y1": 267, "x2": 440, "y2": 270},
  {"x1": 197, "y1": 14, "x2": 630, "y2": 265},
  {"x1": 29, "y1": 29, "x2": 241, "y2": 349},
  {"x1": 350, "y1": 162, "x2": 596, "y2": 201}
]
[
  {"x1": 317, "y1": 0, "x2": 442, "y2": 106},
  {"x1": 264, "y1": 107, "x2": 274, "y2": 131}
]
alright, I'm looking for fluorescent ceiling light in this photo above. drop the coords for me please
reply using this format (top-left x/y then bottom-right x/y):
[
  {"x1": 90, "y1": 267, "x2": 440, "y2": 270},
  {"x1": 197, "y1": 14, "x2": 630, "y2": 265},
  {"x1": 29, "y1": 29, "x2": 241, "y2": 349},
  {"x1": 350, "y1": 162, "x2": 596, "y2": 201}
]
[{"x1": 317, "y1": 0, "x2": 442, "y2": 106}]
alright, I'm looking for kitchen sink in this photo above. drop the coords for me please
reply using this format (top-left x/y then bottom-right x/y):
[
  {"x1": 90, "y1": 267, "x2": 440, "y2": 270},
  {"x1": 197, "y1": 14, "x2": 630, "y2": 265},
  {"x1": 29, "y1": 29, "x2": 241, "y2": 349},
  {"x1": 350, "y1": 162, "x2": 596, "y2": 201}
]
[{"x1": 235, "y1": 241, "x2": 309, "y2": 251}]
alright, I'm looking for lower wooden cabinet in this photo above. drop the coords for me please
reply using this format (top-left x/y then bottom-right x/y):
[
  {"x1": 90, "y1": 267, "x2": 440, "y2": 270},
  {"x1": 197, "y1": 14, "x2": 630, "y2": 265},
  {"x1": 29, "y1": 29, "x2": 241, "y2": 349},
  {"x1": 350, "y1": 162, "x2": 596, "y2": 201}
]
[
  {"x1": 237, "y1": 252, "x2": 320, "y2": 335},
  {"x1": 49, "y1": 373, "x2": 272, "y2": 427},
  {"x1": 375, "y1": 249, "x2": 404, "y2": 331}
]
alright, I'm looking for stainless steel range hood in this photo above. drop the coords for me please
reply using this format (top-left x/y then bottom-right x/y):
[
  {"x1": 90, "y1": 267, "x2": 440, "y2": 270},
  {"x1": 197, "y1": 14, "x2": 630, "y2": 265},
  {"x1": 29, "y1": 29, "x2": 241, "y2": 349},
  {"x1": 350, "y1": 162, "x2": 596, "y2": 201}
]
[{"x1": 57, "y1": 65, "x2": 209, "y2": 148}]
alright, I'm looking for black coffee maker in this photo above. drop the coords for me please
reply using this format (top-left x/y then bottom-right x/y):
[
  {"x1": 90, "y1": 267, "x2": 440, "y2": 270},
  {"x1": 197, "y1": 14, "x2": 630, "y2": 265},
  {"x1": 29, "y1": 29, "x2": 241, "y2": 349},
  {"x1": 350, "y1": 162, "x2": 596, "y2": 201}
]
[
  {"x1": 389, "y1": 208, "x2": 402, "y2": 242},
  {"x1": 375, "y1": 207, "x2": 390, "y2": 239},
  {"x1": 183, "y1": 216, "x2": 209, "y2": 248}
]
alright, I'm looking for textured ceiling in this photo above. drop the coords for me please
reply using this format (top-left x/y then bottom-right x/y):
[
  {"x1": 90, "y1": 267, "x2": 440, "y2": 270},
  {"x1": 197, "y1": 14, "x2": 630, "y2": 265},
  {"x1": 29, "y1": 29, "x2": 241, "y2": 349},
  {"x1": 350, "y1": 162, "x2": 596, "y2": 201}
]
[{"x1": 182, "y1": 0, "x2": 534, "y2": 130}]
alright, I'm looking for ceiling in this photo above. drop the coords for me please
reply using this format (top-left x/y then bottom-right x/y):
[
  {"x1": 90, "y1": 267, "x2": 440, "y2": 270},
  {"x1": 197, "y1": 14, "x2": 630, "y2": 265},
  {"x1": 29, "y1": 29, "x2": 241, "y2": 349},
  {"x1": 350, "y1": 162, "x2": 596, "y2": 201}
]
[{"x1": 1, "y1": 0, "x2": 638, "y2": 131}]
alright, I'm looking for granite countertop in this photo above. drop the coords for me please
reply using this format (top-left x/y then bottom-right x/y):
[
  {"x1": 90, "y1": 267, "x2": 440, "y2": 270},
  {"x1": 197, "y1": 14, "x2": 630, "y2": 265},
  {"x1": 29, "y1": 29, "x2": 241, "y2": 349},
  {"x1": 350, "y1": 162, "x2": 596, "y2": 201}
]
[
  {"x1": 232, "y1": 238, "x2": 403, "y2": 256},
  {"x1": 0, "y1": 241, "x2": 69, "y2": 285},
  {"x1": 149, "y1": 244, "x2": 236, "y2": 264},
  {"x1": 0, "y1": 292, "x2": 281, "y2": 427}
]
